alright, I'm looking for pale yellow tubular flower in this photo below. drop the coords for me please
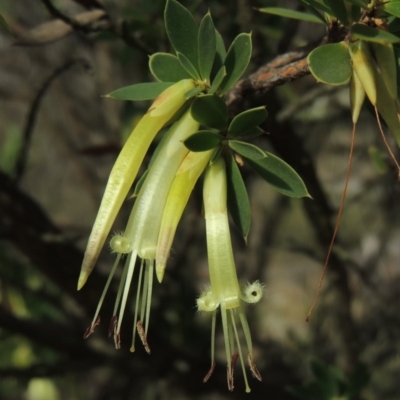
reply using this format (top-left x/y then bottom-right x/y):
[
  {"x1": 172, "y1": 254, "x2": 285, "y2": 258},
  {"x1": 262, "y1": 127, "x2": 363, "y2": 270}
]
[
  {"x1": 156, "y1": 149, "x2": 213, "y2": 283},
  {"x1": 198, "y1": 157, "x2": 263, "y2": 393},
  {"x1": 84, "y1": 109, "x2": 200, "y2": 351},
  {"x1": 78, "y1": 79, "x2": 195, "y2": 290}
]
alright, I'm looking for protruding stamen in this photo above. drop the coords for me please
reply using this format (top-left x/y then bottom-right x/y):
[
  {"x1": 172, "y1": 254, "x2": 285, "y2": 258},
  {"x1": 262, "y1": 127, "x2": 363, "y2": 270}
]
[
  {"x1": 144, "y1": 259, "x2": 154, "y2": 335},
  {"x1": 116, "y1": 251, "x2": 138, "y2": 336},
  {"x1": 114, "y1": 330, "x2": 121, "y2": 349},
  {"x1": 231, "y1": 310, "x2": 251, "y2": 393},
  {"x1": 83, "y1": 315, "x2": 100, "y2": 339},
  {"x1": 220, "y1": 303, "x2": 232, "y2": 382},
  {"x1": 203, "y1": 361, "x2": 216, "y2": 383},
  {"x1": 248, "y1": 354, "x2": 262, "y2": 381},
  {"x1": 131, "y1": 258, "x2": 145, "y2": 352},
  {"x1": 238, "y1": 304, "x2": 253, "y2": 355},
  {"x1": 137, "y1": 320, "x2": 151, "y2": 354},
  {"x1": 112, "y1": 254, "x2": 130, "y2": 317},
  {"x1": 108, "y1": 316, "x2": 117, "y2": 338},
  {"x1": 227, "y1": 365, "x2": 234, "y2": 392}
]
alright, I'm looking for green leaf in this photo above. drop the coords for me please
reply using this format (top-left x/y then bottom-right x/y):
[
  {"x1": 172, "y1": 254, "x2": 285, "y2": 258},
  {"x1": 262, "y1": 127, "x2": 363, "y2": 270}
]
[
  {"x1": 208, "y1": 65, "x2": 226, "y2": 95},
  {"x1": 257, "y1": 7, "x2": 324, "y2": 24},
  {"x1": 351, "y1": 23, "x2": 400, "y2": 43},
  {"x1": 219, "y1": 33, "x2": 252, "y2": 95},
  {"x1": 149, "y1": 53, "x2": 192, "y2": 82},
  {"x1": 237, "y1": 127, "x2": 264, "y2": 139},
  {"x1": 177, "y1": 52, "x2": 201, "y2": 80},
  {"x1": 191, "y1": 95, "x2": 228, "y2": 129},
  {"x1": 308, "y1": 42, "x2": 352, "y2": 85},
  {"x1": 383, "y1": 0, "x2": 400, "y2": 18},
  {"x1": 211, "y1": 29, "x2": 226, "y2": 80},
  {"x1": 298, "y1": 1, "x2": 327, "y2": 25},
  {"x1": 301, "y1": 0, "x2": 331, "y2": 14},
  {"x1": 165, "y1": 0, "x2": 198, "y2": 69},
  {"x1": 198, "y1": 13, "x2": 216, "y2": 81},
  {"x1": 346, "y1": 0, "x2": 368, "y2": 9},
  {"x1": 106, "y1": 82, "x2": 174, "y2": 101},
  {"x1": 245, "y1": 151, "x2": 309, "y2": 197},
  {"x1": 325, "y1": 0, "x2": 349, "y2": 25},
  {"x1": 228, "y1": 106, "x2": 268, "y2": 137},
  {"x1": 183, "y1": 130, "x2": 222, "y2": 152},
  {"x1": 229, "y1": 140, "x2": 266, "y2": 160},
  {"x1": 0, "y1": 13, "x2": 12, "y2": 37},
  {"x1": 184, "y1": 86, "x2": 203, "y2": 99},
  {"x1": 225, "y1": 153, "x2": 251, "y2": 239}
]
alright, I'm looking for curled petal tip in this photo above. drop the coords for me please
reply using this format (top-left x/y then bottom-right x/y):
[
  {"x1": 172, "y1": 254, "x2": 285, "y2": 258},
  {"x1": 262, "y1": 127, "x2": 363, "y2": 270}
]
[
  {"x1": 77, "y1": 270, "x2": 89, "y2": 290},
  {"x1": 156, "y1": 263, "x2": 165, "y2": 283}
]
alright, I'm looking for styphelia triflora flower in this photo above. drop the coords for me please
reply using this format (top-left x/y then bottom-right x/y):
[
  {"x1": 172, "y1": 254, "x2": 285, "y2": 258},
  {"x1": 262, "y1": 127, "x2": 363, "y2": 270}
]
[
  {"x1": 199, "y1": 157, "x2": 263, "y2": 392},
  {"x1": 82, "y1": 103, "x2": 200, "y2": 352},
  {"x1": 78, "y1": 79, "x2": 195, "y2": 291}
]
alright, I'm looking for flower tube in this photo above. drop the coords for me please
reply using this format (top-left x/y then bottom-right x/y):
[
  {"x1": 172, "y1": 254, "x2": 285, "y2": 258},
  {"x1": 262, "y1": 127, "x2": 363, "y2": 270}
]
[
  {"x1": 156, "y1": 149, "x2": 213, "y2": 282},
  {"x1": 198, "y1": 157, "x2": 263, "y2": 393},
  {"x1": 84, "y1": 109, "x2": 199, "y2": 352},
  {"x1": 78, "y1": 79, "x2": 196, "y2": 290}
]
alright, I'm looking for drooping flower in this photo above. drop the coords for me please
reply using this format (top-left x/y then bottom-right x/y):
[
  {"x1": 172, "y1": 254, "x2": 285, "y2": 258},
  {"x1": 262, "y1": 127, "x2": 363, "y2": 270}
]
[
  {"x1": 198, "y1": 156, "x2": 263, "y2": 393},
  {"x1": 156, "y1": 149, "x2": 213, "y2": 282},
  {"x1": 84, "y1": 109, "x2": 199, "y2": 352},
  {"x1": 78, "y1": 79, "x2": 196, "y2": 290}
]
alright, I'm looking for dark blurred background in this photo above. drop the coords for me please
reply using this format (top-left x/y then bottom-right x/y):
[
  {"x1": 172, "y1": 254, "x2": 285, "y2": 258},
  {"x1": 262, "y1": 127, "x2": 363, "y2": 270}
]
[{"x1": 1, "y1": 0, "x2": 400, "y2": 399}]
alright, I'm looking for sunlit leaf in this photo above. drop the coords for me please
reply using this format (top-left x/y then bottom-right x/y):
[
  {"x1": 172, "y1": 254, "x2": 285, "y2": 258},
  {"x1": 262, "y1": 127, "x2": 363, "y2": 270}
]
[
  {"x1": 191, "y1": 95, "x2": 228, "y2": 129},
  {"x1": 184, "y1": 130, "x2": 222, "y2": 151},
  {"x1": 228, "y1": 106, "x2": 268, "y2": 137},
  {"x1": 149, "y1": 53, "x2": 192, "y2": 82},
  {"x1": 165, "y1": 0, "x2": 198, "y2": 68},
  {"x1": 219, "y1": 33, "x2": 252, "y2": 95},
  {"x1": 245, "y1": 151, "x2": 310, "y2": 197},
  {"x1": 198, "y1": 13, "x2": 216, "y2": 81},
  {"x1": 308, "y1": 42, "x2": 352, "y2": 85},
  {"x1": 229, "y1": 140, "x2": 266, "y2": 160},
  {"x1": 351, "y1": 23, "x2": 400, "y2": 43},
  {"x1": 257, "y1": 7, "x2": 324, "y2": 24},
  {"x1": 106, "y1": 82, "x2": 174, "y2": 101},
  {"x1": 225, "y1": 153, "x2": 251, "y2": 240}
]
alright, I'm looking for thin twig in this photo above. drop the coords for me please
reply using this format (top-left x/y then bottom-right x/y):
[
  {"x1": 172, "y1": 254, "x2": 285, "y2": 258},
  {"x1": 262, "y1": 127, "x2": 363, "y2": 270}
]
[{"x1": 14, "y1": 58, "x2": 92, "y2": 183}]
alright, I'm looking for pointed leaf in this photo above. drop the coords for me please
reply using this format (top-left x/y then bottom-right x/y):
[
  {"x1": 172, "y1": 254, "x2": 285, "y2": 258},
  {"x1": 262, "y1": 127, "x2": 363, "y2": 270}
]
[
  {"x1": 245, "y1": 151, "x2": 309, "y2": 198},
  {"x1": 351, "y1": 23, "x2": 400, "y2": 44},
  {"x1": 226, "y1": 153, "x2": 251, "y2": 239},
  {"x1": 325, "y1": 0, "x2": 349, "y2": 25},
  {"x1": 257, "y1": 7, "x2": 324, "y2": 24},
  {"x1": 165, "y1": 0, "x2": 198, "y2": 69},
  {"x1": 228, "y1": 106, "x2": 268, "y2": 137},
  {"x1": 237, "y1": 127, "x2": 265, "y2": 139},
  {"x1": 106, "y1": 82, "x2": 174, "y2": 101},
  {"x1": 184, "y1": 130, "x2": 222, "y2": 152},
  {"x1": 198, "y1": 13, "x2": 216, "y2": 81},
  {"x1": 149, "y1": 53, "x2": 192, "y2": 82},
  {"x1": 298, "y1": 1, "x2": 327, "y2": 24},
  {"x1": 229, "y1": 140, "x2": 266, "y2": 160},
  {"x1": 209, "y1": 65, "x2": 226, "y2": 94},
  {"x1": 177, "y1": 52, "x2": 201, "y2": 80},
  {"x1": 191, "y1": 95, "x2": 228, "y2": 129},
  {"x1": 210, "y1": 29, "x2": 227, "y2": 80},
  {"x1": 308, "y1": 42, "x2": 352, "y2": 85},
  {"x1": 219, "y1": 33, "x2": 252, "y2": 95}
]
